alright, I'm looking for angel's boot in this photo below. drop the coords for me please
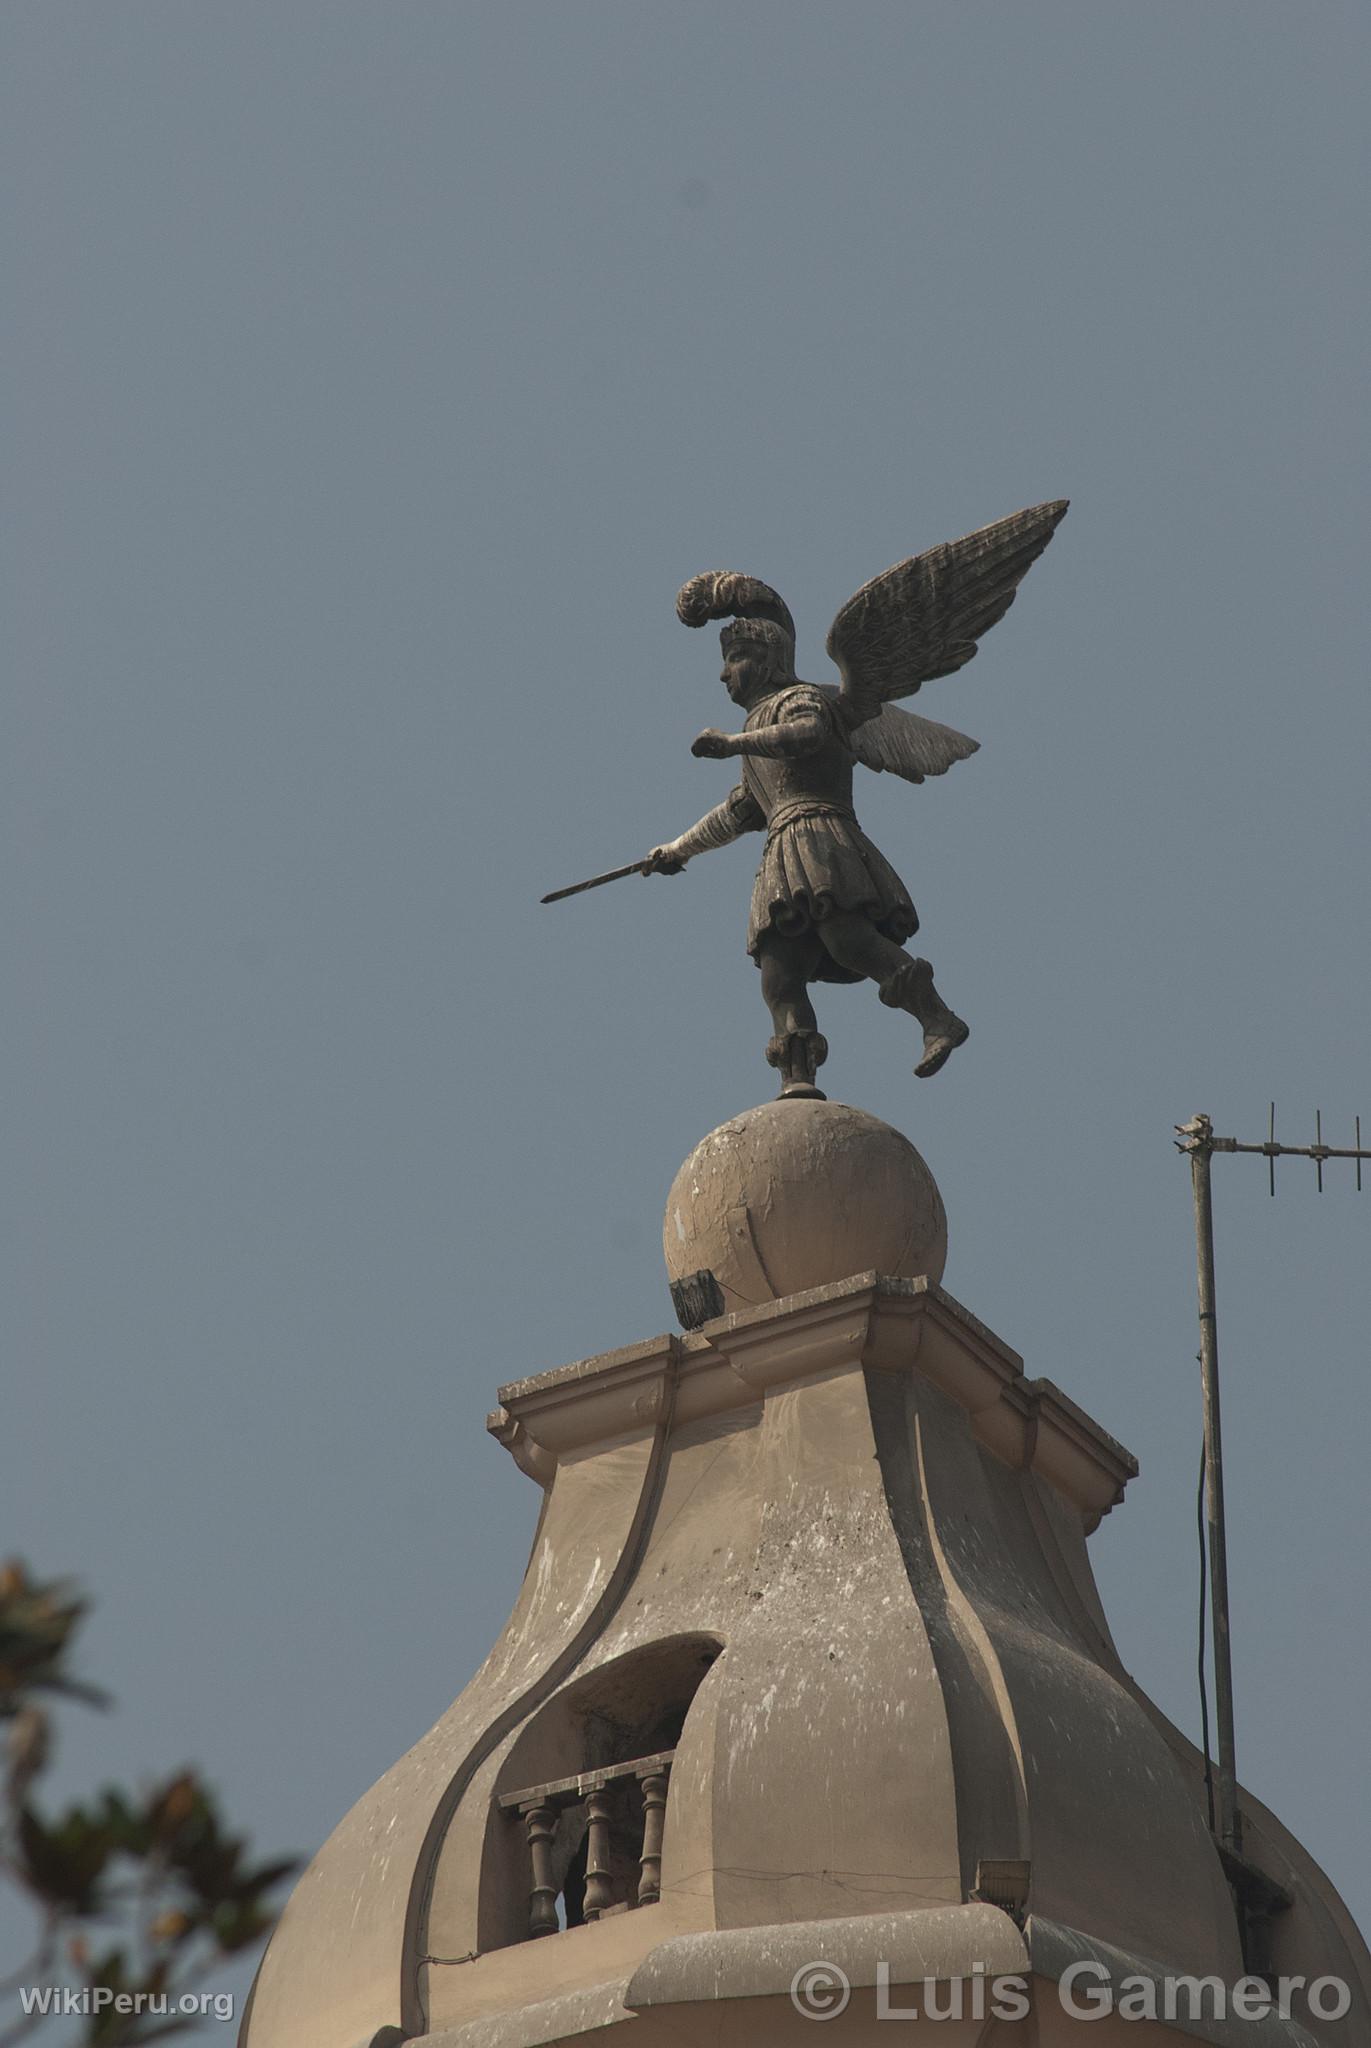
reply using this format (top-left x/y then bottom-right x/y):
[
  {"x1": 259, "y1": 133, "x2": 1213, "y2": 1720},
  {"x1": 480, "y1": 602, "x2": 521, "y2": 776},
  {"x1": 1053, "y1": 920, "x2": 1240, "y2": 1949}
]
[
  {"x1": 766, "y1": 1029, "x2": 829, "y2": 1100},
  {"x1": 878, "y1": 957, "x2": 970, "y2": 1078}
]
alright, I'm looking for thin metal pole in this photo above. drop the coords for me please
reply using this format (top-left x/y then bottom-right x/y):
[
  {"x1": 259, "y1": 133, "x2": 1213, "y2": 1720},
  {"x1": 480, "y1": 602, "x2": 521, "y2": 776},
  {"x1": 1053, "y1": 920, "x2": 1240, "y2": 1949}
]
[{"x1": 1188, "y1": 1125, "x2": 1242, "y2": 1854}]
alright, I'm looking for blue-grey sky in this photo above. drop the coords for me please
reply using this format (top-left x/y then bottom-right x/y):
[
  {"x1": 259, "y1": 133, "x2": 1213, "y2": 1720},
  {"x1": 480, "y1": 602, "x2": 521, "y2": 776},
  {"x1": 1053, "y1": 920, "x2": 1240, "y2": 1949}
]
[{"x1": 5, "y1": 0, "x2": 1368, "y2": 2009}]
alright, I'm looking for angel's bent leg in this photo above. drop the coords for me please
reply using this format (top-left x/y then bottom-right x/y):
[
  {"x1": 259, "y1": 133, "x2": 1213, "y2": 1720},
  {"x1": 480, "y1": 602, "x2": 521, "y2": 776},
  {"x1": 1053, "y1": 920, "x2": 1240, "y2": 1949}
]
[
  {"x1": 757, "y1": 936, "x2": 828, "y2": 1098},
  {"x1": 817, "y1": 913, "x2": 969, "y2": 1078},
  {"x1": 759, "y1": 937, "x2": 820, "y2": 1038},
  {"x1": 814, "y1": 912, "x2": 910, "y2": 986}
]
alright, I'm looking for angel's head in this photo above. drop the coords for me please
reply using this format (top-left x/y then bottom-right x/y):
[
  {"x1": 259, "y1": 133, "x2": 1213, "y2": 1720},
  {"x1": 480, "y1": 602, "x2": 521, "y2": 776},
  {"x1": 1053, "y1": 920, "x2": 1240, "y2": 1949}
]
[
  {"x1": 676, "y1": 571, "x2": 797, "y2": 704},
  {"x1": 719, "y1": 618, "x2": 795, "y2": 705}
]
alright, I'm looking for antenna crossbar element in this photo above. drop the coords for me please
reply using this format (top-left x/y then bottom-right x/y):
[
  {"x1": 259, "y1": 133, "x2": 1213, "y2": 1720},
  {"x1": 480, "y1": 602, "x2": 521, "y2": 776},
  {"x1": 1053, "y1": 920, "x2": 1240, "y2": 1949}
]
[
  {"x1": 1211, "y1": 1136, "x2": 1371, "y2": 1164},
  {"x1": 1181, "y1": 1104, "x2": 1371, "y2": 1192}
]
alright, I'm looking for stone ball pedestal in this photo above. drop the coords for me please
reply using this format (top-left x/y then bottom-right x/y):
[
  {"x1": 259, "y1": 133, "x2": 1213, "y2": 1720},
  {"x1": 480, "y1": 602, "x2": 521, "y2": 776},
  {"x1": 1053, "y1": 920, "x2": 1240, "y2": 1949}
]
[{"x1": 662, "y1": 1096, "x2": 947, "y2": 1318}]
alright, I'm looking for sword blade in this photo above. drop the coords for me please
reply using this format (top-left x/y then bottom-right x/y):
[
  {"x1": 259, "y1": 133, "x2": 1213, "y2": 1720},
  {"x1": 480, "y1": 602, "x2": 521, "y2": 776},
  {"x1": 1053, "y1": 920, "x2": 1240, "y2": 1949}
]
[{"x1": 540, "y1": 860, "x2": 648, "y2": 905}]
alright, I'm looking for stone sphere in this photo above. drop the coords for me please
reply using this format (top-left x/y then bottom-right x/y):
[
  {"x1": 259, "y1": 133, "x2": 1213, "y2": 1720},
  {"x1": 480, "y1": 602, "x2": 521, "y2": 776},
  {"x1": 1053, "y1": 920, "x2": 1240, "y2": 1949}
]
[{"x1": 663, "y1": 1098, "x2": 946, "y2": 1318}]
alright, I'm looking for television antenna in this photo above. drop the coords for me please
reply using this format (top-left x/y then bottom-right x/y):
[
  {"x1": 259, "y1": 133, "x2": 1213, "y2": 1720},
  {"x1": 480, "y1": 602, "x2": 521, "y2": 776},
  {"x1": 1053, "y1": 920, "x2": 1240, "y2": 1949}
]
[{"x1": 1174, "y1": 1106, "x2": 1369, "y2": 1859}]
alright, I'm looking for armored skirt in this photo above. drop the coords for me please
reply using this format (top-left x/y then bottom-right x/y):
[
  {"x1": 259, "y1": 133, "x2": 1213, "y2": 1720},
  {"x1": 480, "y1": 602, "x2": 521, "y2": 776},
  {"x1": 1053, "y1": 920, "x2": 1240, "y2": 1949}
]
[{"x1": 746, "y1": 800, "x2": 919, "y2": 984}]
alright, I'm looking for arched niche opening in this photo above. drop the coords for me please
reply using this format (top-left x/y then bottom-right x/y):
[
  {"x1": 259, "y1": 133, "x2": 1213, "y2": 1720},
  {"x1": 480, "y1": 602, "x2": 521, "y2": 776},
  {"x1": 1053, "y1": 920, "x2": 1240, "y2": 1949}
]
[{"x1": 481, "y1": 1634, "x2": 722, "y2": 1950}]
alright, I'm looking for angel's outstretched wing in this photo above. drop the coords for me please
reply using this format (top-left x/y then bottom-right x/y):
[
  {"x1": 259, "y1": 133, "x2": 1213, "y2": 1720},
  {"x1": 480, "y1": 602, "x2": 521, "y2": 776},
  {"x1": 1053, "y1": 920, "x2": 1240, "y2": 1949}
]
[
  {"x1": 837, "y1": 699, "x2": 980, "y2": 784},
  {"x1": 827, "y1": 500, "x2": 1067, "y2": 729}
]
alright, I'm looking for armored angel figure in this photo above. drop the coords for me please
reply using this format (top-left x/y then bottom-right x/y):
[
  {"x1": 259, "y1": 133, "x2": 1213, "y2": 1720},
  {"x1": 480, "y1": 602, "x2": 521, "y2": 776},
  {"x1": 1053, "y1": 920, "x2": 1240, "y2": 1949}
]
[{"x1": 546, "y1": 502, "x2": 1067, "y2": 1097}]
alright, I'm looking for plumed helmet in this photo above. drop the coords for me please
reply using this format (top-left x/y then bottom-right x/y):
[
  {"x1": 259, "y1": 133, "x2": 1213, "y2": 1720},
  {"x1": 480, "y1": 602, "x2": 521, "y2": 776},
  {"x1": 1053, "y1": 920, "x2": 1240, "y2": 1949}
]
[{"x1": 675, "y1": 571, "x2": 796, "y2": 651}]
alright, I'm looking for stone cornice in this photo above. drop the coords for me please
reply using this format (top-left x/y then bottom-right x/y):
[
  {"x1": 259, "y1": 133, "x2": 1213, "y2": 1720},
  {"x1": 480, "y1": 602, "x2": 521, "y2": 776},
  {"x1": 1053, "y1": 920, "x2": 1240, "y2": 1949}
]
[
  {"x1": 486, "y1": 1274, "x2": 1137, "y2": 1521},
  {"x1": 491, "y1": 1334, "x2": 677, "y2": 1458}
]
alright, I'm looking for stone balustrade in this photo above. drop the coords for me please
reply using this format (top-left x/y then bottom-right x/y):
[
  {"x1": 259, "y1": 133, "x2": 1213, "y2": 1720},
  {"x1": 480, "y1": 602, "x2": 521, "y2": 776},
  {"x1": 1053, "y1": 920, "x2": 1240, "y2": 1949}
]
[{"x1": 499, "y1": 1749, "x2": 675, "y2": 1939}]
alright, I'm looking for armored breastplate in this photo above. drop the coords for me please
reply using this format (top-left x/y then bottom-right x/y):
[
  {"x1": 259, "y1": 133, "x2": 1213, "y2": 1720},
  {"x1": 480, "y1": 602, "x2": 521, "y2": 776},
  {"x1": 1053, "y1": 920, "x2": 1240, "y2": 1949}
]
[{"x1": 741, "y1": 687, "x2": 855, "y2": 822}]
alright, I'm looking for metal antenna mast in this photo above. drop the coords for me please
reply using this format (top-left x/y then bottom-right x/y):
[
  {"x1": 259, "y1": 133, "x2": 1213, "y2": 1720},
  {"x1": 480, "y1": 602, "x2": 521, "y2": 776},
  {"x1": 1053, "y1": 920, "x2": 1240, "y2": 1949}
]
[{"x1": 1174, "y1": 1106, "x2": 1370, "y2": 1859}]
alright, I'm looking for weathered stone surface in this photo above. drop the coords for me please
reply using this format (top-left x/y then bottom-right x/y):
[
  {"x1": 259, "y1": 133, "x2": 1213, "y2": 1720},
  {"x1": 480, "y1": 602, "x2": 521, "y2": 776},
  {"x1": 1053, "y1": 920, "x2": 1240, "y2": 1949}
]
[
  {"x1": 242, "y1": 1263, "x2": 1369, "y2": 2046},
  {"x1": 662, "y1": 1098, "x2": 947, "y2": 1315}
]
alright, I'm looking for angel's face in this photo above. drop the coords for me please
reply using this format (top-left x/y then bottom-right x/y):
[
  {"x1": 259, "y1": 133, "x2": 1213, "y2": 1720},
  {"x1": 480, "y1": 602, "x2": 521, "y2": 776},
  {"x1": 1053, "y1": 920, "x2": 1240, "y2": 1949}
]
[{"x1": 720, "y1": 635, "x2": 770, "y2": 704}]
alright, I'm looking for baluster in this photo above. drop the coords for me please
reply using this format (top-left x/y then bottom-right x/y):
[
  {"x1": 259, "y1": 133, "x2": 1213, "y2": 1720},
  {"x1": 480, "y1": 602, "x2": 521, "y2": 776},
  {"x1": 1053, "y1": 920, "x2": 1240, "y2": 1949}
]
[
  {"x1": 637, "y1": 1764, "x2": 670, "y2": 1906},
  {"x1": 582, "y1": 1788, "x2": 615, "y2": 1919},
  {"x1": 523, "y1": 1801, "x2": 560, "y2": 1937}
]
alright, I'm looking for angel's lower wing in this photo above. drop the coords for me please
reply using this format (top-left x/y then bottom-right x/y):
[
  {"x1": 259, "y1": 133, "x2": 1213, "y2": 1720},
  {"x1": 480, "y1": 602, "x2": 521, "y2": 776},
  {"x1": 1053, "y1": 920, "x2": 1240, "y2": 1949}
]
[
  {"x1": 843, "y1": 701, "x2": 980, "y2": 783},
  {"x1": 827, "y1": 499, "x2": 1067, "y2": 726}
]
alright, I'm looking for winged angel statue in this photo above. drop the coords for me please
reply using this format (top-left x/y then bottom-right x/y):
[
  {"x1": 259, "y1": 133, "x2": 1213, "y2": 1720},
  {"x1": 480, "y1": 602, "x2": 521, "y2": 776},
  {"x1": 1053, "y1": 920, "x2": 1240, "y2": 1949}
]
[{"x1": 547, "y1": 502, "x2": 1067, "y2": 1097}]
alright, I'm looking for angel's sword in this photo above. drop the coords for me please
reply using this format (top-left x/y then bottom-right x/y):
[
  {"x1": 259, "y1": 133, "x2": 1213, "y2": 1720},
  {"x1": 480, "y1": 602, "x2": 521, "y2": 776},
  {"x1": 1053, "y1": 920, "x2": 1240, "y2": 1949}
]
[{"x1": 541, "y1": 859, "x2": 652, "y2": 905}]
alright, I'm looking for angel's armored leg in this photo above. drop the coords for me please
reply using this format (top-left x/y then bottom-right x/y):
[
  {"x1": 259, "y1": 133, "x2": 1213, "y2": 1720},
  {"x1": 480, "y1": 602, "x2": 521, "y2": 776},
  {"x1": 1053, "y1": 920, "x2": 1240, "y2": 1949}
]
[
  {"x1": 816, "y1": 913, "x2": 969, "y2": 1079},
  {"x1": 758, "y1": 935, "x2": 828, "y2": 1100}
]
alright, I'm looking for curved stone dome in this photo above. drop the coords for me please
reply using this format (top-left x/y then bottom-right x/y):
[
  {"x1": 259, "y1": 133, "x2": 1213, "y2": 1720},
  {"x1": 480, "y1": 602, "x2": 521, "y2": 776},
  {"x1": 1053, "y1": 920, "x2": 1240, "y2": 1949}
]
[{"x1": 663, "y1": 1097, "x2": 947, "y2": 1317}]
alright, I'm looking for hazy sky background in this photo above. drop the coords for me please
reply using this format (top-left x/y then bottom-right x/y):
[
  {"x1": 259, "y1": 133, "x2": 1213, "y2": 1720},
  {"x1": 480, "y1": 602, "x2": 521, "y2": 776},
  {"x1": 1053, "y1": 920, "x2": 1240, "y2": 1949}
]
[{"x1": 5, "y1": 0, "x2": 1368, "y2": 2016}]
